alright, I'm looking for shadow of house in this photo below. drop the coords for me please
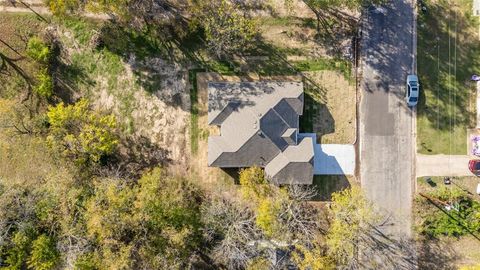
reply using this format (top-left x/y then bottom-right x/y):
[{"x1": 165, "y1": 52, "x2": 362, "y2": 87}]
[{"x1": 312, "y1": 175, "x2": 351, "y2": 201}]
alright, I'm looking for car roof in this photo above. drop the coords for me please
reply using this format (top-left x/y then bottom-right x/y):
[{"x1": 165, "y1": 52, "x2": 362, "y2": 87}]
[{"x1": 407, "y1": 74, "x2": 418, "y2": 81}]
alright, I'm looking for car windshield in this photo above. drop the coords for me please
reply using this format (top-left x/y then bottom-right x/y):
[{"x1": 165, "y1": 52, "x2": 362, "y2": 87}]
[
  {"x1": 410, "y1": 97, "x2": 418, "y2": 102},
  {"x1": 475, "y1": 163, "x2": 480, "y2": 170},
  {"x1": 410, "y1": 81, "x2": 418, "y2": 86}
]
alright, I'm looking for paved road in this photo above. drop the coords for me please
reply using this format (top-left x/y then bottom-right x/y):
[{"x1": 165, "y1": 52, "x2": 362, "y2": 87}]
[
  {"x1": 359, "y1": 0, "x2": 415, "y2": 238},
  {"x1": 417, "y1": 154, "x2": 474, "y2": 177}
]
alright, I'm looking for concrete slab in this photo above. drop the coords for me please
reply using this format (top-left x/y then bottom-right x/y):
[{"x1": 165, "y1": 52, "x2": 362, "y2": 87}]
[
  {"x1": 299, "y1": 133, "x2": 356, "y2": 175},
  {"x1": 417, "y1": 154, "x2": 475, "y2": 177}
]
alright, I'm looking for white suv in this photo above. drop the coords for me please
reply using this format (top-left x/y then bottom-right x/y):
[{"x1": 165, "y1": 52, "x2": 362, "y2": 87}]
[{"x1": 406, "y1": 75, "x2": 419, "y2": 107}]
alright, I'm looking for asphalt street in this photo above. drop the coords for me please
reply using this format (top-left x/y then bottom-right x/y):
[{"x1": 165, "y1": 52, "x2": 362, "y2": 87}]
[{"x1": 359, "y1": 0, "x2": 415, "y2": 240}]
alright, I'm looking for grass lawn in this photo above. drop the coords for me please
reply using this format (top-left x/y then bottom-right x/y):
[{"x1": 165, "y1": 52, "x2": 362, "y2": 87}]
[{"x1": 417, "y1": 0, "x2": 479, "y2": 155}]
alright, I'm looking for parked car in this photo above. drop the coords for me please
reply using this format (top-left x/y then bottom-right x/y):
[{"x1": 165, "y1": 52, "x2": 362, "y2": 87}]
[
  {"x1": 406, "y1": 74, "x2": 420, "y2": 107},
  {"x1": 468, "y1": 160, "x2": 480, "y2": 174}
]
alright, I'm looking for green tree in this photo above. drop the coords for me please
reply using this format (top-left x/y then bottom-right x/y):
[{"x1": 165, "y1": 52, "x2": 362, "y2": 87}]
[
  {"x1": 133, "y1": 167, "x2": 203, "y2": 268},
  {"x1": 255, "y1": 198, "x2": 282, "y2": 238},
  {"x1": 291, "y1": 244, "x2": 335, "y2": 270},
  {"x1": 44, "y1": 0, "x2": 83, "y2": 16},
  {"x1": 84, "y1": 168, "x2": 203, "y2": 269},
  {"x1": 46, "y1": 99, "x2": 118, "y2": 166},
  {"x1": 3, "y1": 231, "x2": 33, "y2": 270},
  {"x1": 27, "y1": 235, "x2": 60, "y2": 270}
]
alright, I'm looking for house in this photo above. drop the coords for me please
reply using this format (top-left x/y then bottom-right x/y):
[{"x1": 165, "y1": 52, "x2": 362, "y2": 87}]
[
  {"x1": 207, "y1": 81, "x2": 314, "y2": 184},
  {"x1": 474, "y1": 0, "x2": 480, "y2": 16}
]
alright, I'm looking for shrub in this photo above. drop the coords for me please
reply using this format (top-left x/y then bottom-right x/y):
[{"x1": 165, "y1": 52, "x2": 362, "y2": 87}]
[
  {"x1": 35, "y1": 69, "x2": 53, "y2": 98},
  {"x1": 27, "y1": 235, "x2": 60, "y2": 270},
  {"x1": 26, "y1": 37, "x2": 51, "y2": 64}
]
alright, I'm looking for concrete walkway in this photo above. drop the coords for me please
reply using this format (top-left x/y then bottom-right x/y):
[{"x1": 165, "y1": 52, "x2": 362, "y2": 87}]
[{"x1": 417, "y1": 154, "x2": 474, "y2": 177}]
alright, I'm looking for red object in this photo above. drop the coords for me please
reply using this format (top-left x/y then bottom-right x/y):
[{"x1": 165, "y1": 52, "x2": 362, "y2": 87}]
[{"x1": 469, "y1": 160, "x2": 480, "y2": 174}]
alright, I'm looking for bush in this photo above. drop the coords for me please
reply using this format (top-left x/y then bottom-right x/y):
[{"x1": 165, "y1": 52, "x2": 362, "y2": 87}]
[
  {"x1": 27, "y1": 235, "x2": 60, "y2": 270},
  {"x1": 26, "y1": 37, "x2": 51, "y2": 64},
  {"x1": 35, "y1": 69, "x2": 53, "y2": 98},
  {"x1": 419, "y1": 187, "x2": 480, "y2": 237}
]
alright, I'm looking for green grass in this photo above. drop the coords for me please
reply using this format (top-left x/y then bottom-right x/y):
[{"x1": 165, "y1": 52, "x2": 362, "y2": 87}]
[
  {"x1": 417, "y1": 0, "x2": 479, "y2": 154},
  {"x1": 54, "y1": 16, "x2": 98, "y2": 46},
  {"x1": 300, "y1": 93, "x2": 315, "y2": 133}
]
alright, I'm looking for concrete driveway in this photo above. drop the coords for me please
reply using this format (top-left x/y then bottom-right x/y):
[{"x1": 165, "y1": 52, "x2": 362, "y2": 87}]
[
  {"x1": 359, "y1": 0, "x2": 415, "y2": 239},
  {"x1": 417, "y1": 154, "x2": 475, "y2": 177},
  {"x1": 299, "y1": 133, "x2": 355, "y2": 175},
  {"x1": 313, "y1": 144, "x2": 355, "y2": 175}
]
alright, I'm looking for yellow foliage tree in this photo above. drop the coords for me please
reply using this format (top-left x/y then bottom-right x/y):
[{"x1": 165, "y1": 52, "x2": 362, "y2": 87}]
[
  {"x1": 326, "y1": 185, "x2": 377, "y2": 266},
  {"x1": 46, "y1": 99, "x2": 118, "y2": 166},
  {"x1": 292, "y1": 244, "x2": 335, "y2": 270},
  {"x1": 239, "y1": 166, "x2": 272, "y2": 202}
]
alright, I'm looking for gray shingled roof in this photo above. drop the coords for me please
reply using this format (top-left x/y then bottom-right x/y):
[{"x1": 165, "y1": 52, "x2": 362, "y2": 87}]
[
  {"x1": 207, "y1": 81, "x2": 314, "y2": 184},
  {"x1": 265, "y1": 136, "x2": 314, "y2": 184}
]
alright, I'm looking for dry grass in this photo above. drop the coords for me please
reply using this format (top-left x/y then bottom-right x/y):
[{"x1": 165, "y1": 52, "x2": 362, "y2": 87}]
[
  {"x1": 0, "y1": 13, "x2": 48, "y2": 98},
  {"x1": 303, "y1": 70, "x2": 356, "y2": 144}
]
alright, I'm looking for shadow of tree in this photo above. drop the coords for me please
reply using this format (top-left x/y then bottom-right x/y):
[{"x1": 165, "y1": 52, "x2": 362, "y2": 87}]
[
  {"x1": 99, "y1": 135, "x2": 172, "y2": 179},
  {"x1": 359, "y1": 224, "x2": 458, "y2": 269},
  {"x1": 417, "y1": 238, "x2": 459, "y2": 270},
  {"x1": 416, "y1": 1, "x2": 478, "y2": 130},
  {"x1": 54, "y1": 59, "x2": 95, "y2": 104}
]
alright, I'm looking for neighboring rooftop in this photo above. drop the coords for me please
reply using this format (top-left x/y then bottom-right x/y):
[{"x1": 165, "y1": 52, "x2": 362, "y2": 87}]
[{"x1": 207, "y1": 81, "x2": 314, "y2": 184}]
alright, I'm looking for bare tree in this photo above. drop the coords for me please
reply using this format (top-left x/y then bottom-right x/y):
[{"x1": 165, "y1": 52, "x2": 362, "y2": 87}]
[
  {"x1": 277, "y1": 185, "x2": 325, "y2": 242},
  {"x1": 201, "y1": 195, "x2": 261, "y2": 269}
]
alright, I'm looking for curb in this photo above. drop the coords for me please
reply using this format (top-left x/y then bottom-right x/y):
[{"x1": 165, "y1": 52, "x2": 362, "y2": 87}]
[{"x1": 412, "y1": 0, "x2": 418, "y2": 195}]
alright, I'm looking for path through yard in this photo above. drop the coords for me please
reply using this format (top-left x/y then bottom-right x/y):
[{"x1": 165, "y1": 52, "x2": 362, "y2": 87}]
[{"x1": 0, "y1": 0, "x2": 108, "y2": 19}]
